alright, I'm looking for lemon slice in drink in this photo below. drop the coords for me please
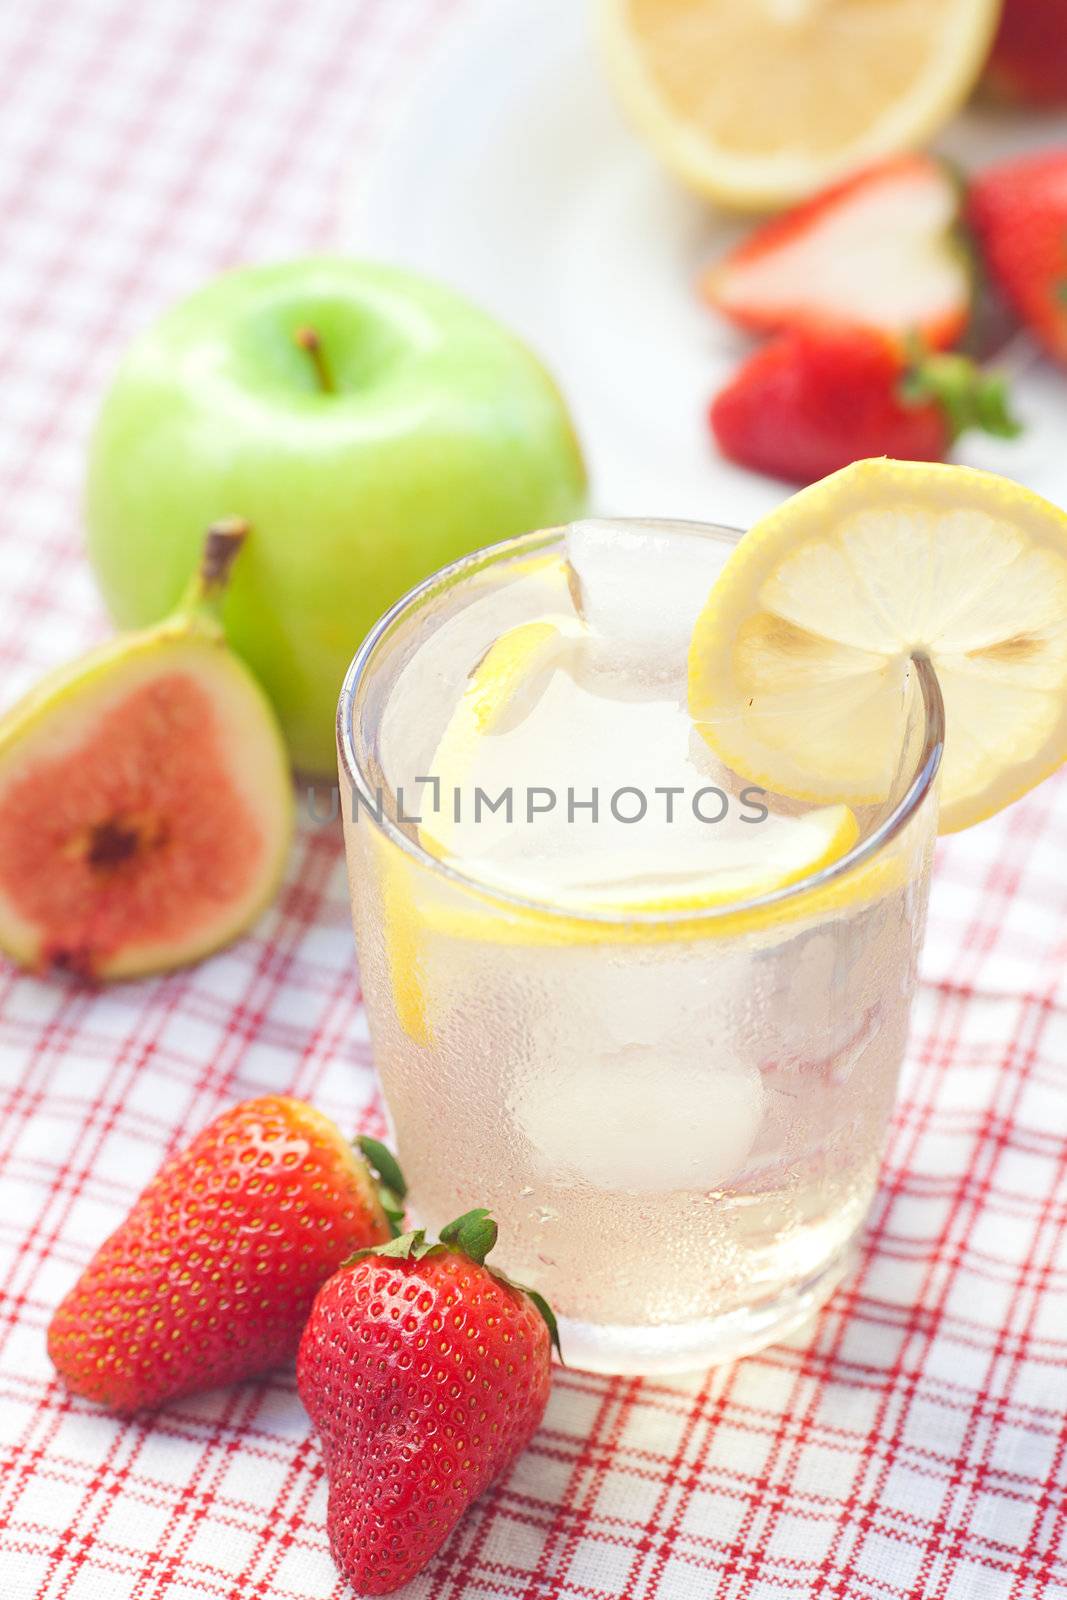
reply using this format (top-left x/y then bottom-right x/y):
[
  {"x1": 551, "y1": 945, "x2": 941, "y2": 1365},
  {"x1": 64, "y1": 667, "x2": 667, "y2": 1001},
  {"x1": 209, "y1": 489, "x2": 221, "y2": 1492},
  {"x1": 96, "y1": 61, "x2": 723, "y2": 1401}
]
[
  {"x1": 689, "y1": 459, "x2": 1067, "y2": 834},
  {"x1": 383, "y1": 617, "x2": 582, "y2": 1044},
  {"x1": 419, "y1": 617, "x2": 583, "y2": 858},
  {"x1": 383, "y1": 610, "x2": 863, "y2": 1045},
  {"x1": 446, "y1": 804, "x2": 859, "y2": 916},
  {"x1": 421, "y1": 614, "x2": 858, "y2": 899},
  {"x1": 595, "y1": 0, "x2": 999, "y2": 209},
  {"x1": 588, "y1": 803, "x2": 859, "y2": 913},
  {"x1": 381, "y1": 790, "x2": 861, "y2": 1048}
]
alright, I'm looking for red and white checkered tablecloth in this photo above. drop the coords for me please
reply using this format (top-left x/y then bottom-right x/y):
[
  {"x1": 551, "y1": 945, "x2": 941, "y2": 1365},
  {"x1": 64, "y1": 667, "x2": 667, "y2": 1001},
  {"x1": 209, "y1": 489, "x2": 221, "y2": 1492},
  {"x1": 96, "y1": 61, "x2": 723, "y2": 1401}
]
[{"x1": 2, "y1": 3, "x2": 1067, "y2": 1597}]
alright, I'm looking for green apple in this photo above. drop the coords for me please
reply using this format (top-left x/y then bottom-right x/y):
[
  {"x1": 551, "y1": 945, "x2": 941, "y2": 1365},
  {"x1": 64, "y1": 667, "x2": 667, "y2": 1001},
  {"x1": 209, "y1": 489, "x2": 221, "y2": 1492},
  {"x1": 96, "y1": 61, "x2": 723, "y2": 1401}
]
[{"x1": 85, "y1": 259, "x2": 587, "y2": 772}]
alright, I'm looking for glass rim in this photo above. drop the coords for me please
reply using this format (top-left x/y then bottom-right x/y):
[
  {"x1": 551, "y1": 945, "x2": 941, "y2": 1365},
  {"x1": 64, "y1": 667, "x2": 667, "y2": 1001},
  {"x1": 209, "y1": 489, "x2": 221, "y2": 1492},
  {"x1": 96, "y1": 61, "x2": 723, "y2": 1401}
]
[{"x1": 336, "y1": 519, "x2": 945, "y2": 928}]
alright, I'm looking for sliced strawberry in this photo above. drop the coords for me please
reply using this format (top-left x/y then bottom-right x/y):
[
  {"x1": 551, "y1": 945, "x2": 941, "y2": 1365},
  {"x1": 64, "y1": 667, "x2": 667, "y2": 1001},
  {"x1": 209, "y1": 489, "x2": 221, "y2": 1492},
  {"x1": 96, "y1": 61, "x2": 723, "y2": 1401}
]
[
  {"x1": 701, "y1": 156, "x2": 970, "y2": 351},
  {"x1": 969, "y1": 150, "x2": 1067, "y2": 366},
  {"x1": 710, "y1": 326, "x2": 1019, "y2": 487}
]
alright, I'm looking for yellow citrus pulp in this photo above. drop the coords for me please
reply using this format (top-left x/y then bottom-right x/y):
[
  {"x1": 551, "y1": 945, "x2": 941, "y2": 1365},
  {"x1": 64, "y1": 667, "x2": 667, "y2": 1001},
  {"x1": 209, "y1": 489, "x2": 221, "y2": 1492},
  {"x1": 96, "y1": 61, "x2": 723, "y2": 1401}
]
[{"x1": 595, "y1": 0, "x2": 1000, "y2": 209}]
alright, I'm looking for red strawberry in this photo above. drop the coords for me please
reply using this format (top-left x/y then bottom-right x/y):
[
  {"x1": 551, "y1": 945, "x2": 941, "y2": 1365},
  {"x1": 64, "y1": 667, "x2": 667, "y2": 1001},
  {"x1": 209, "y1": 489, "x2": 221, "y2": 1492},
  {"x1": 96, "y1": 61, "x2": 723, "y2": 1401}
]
[
  {"x1": 969, "y1": 151, "x2": 1067, "y2": 366},
  {"x1": 701, "y1": 155, "x2": 970, "y2": 351},
  {"x1": 48, "y1": 1097, "x2": 404, "y2": 1410},
  {"x1": 710, "y1": 326, "x2": 1020, "y2": 487},
  {"x1": 984, "y1": 0, "x2": 1067, "y2": 106},
  {"x1": 297, "y1": 1209, "x2": 556, "y2": 1596}
]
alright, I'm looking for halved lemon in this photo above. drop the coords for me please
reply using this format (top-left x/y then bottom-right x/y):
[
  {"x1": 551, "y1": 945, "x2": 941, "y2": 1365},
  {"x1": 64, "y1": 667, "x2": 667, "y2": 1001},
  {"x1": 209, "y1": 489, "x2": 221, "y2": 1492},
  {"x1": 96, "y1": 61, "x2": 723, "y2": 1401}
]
[
  {"x1": 595, "y1": 0, "x2": 1000, "y2": 210},
  {"x1": 689, "y1": 459, "x2": 1067, "y2": 834}
]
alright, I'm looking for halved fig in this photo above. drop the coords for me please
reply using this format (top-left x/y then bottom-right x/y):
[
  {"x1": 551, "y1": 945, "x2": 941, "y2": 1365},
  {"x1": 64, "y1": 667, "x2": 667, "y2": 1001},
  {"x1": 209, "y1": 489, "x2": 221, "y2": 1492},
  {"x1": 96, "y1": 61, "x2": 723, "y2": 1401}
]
[{"x1": 0, "y1": 521, "x2": 293, "y2": 979}]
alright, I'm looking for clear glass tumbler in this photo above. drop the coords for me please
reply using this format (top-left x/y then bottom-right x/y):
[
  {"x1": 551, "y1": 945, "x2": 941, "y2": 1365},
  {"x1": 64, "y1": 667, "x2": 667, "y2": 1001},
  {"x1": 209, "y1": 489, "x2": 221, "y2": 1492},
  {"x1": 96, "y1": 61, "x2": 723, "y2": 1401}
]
[{"x1": 336, "y1": 521, "x2": 944, "y2": 1375}]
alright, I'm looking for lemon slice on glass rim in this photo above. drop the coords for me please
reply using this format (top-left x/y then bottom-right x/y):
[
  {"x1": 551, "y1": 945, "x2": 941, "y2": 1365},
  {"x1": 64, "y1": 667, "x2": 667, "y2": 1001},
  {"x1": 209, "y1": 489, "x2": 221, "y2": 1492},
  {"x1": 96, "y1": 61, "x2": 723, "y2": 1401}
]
[
  {"x1": 595, "y1": 0, "x2": 1000, "y2": 210},
  {"x1": 689, "y1": 459, "x2": 1067, "y2": 834}
]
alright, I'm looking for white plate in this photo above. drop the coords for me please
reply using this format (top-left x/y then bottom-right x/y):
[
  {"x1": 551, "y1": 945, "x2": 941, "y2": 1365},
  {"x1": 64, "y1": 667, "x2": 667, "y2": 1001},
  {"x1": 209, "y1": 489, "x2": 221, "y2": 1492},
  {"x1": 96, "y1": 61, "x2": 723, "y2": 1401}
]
[{"x1": 340, "y1": 0, "x2": 1067, "y2": 524}]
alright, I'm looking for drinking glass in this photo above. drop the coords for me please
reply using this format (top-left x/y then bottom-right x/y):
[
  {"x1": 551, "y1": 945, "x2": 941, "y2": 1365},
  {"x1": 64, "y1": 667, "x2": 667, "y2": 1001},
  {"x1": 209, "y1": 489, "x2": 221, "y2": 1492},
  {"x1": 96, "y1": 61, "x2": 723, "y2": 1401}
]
[{"x1": 336, "y1": 521, "x2": 943, "y2": 1375}]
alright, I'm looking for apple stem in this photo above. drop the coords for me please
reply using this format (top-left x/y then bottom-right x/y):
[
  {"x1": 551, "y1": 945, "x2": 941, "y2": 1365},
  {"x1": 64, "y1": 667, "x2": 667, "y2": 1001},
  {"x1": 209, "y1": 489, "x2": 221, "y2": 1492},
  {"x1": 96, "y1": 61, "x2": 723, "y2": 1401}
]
[
  {"x1": 200, "y1": 517, "x2": 249, "y2": 597},
  {"x1": 294, "y1": 325, "x2": 336, "y2": 394}
]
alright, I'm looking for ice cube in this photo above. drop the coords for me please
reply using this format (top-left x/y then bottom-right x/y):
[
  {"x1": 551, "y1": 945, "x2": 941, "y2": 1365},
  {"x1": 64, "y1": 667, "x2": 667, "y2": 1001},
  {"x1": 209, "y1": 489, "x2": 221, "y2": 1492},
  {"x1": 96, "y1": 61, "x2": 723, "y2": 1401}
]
[
  {"x1": 510, "y1": 1046, "x2": 765, "y2": 1194},
  {"x1": 566, "y1": 519, "x2": 732, "y2": 681}
]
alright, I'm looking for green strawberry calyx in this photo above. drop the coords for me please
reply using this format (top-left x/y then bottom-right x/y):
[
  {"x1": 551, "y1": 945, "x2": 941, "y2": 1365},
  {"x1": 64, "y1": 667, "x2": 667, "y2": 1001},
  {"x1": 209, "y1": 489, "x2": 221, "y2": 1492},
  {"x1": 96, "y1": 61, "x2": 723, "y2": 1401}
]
[
  {"x1": 897, "y1": 334, "x2": 1022, "y2": 445},
  {"x1": 346, "y1": 1205, "x2": 562, "y2": 1360},
  {"x1": 355, "y1": 1135, "x2": 408, "y2": 1239}
]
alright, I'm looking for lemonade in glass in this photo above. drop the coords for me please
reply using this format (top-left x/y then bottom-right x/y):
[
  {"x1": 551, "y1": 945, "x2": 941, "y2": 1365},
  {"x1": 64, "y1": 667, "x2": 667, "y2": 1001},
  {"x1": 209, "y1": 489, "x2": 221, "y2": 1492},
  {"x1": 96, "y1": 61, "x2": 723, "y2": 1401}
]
[{"x1": 337, "y1": 462, "x2": 1067, "y2": 1374}]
